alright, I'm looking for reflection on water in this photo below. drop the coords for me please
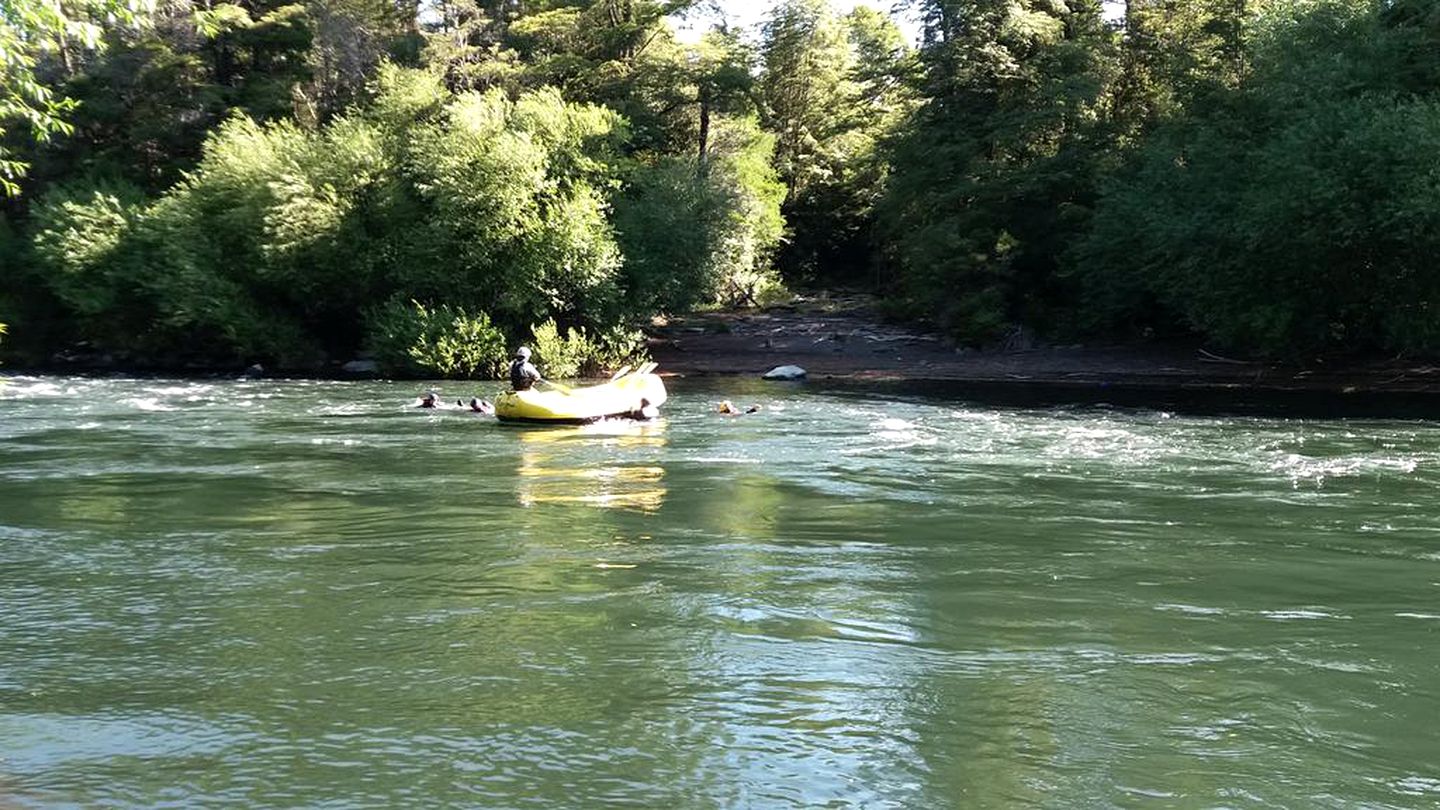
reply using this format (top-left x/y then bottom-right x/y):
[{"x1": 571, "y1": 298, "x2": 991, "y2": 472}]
[
  {"x1": 514, "y1": 421, "x2": 668, "y2": 512},
  {"x1": 3, "y1": 376, "x2": 1440, "y2": 807}
]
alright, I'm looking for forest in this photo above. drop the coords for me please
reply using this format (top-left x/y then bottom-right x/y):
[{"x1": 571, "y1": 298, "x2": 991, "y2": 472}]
[{"x1": 2, "y1": 0, "x2": 1438, "y2": 376}]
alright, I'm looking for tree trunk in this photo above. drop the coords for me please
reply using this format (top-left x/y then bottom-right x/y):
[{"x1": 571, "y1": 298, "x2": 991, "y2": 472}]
[{"x1": 697, "y1": 85, "x2": 711, "y2": 169}]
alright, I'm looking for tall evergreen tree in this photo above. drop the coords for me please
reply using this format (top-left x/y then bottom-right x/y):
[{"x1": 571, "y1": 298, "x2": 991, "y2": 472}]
[
  {"x1": 759, "y1": 0, "x2": 914, "y2": 283},
  {"x1": 880, "y1": 0, "x2": 1116, "y2": 341},
  {"x1": 1077, "y1": 0, "x2": 1440, "y2": 356}
]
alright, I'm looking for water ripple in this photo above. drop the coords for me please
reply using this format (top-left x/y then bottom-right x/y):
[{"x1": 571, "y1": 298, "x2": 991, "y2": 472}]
[{"x1": 2, "y1": 376, "x2": 1439, "y2": 807}]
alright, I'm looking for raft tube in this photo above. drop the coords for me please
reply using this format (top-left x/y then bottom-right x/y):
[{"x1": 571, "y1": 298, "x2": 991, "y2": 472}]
[{"x1": 494, "y1": 372, "x2": 667, "y2": 424}]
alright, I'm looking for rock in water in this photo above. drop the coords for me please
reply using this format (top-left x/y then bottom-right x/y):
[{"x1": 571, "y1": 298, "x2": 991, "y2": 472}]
[{"x1": 762, "y1": 365, "x2": 807, "y2": 381}]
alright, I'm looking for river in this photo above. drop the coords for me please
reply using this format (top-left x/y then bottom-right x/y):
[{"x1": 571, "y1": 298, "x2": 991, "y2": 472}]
[{"x1": 1, "y1": 376, "x2": 1438, "y2": 807}]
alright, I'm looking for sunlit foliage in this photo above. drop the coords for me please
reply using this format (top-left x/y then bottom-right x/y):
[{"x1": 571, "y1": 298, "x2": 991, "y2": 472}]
[
  {"x1": 7, "y1": 0, "x2": 1440, "y2": 370},
  {"x1": 0, "y1": 0, "x2": 155, "y2": 193},
  {"x1": 23, "y1": 67, "x2": 633, "y2": 371}
]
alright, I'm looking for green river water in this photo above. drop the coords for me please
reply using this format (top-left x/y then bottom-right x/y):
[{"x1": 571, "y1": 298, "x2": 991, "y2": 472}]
[{"x1": 1, "y1": 375, "x2": 1438, "y2": 808}]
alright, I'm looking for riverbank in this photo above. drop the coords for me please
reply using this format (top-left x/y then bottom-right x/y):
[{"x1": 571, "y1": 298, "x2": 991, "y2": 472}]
[
  {"x1": 11, "y1": 292, "x2": 1440, "y2": 415},
  {"x1": 649, "y1": 293, "x2": 1440, "y2": 415}
]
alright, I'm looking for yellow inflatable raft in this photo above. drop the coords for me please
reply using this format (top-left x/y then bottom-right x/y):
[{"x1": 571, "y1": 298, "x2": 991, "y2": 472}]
[{"x1": 495, "y1": 364, "x2": 668, "y2": 424}]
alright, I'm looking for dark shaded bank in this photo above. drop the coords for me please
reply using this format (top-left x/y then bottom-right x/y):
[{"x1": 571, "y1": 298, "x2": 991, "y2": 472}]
[
  {"x1": 650, "y1": 296, "x2": 1440, "y2": 418},
  {"x1": 11, "y1": 293, "x2": 1440, "y2": 418}
]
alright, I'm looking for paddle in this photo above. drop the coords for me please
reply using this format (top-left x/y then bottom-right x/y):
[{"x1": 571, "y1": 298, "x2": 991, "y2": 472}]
[{"x1": 538, "y1": 379, "x2": 573, "y2": 395}]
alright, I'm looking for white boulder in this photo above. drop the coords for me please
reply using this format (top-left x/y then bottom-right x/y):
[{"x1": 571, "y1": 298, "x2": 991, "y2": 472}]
[{"x1": 762, "y1": 365, "x2": 807, "y2": 381}]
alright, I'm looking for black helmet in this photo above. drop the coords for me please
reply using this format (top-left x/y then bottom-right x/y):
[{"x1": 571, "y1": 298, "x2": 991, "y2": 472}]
[{"x1": 515, "y1": 346, "x2": 532, "y2": 360}]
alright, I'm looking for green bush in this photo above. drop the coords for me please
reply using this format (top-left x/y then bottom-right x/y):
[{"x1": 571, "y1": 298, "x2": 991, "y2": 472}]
[
  {"x1": 11, "y1": 63, "x2": 795, "y2": 370},
  {"x1": 529, "y1": 318, "x2": 649, "y2": 378},
  {"x1": 19, "y1": 67, "x2": 642, "y2": 369},
  {"x1": 589, "y1": 324, "x2": 650, "y2": 373},
  {"x1": 754, "y1": 278, "x2": 793, "y2": 309},
  {"x1": 29, "y1": 183, "x2": 144, "y2": 318},
  {"x1": 614, "y1": 116, "x2": 785, "y2": 316},
  {"x1": 529, "y1": 318, "x2": 590, "y2": 379},
  {"x1": 1075, "y1": 0, "x2": 1440, "y2": 356},
  {"x1": 402, "y1": 84, "x2": 627, "y2": 333},
  {"x1": 366, "y1": 299, "x2": 507, "y2": 379}
]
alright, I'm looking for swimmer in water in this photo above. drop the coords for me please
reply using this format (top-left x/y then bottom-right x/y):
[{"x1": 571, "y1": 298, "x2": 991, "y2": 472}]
[{"x1": 717, "y1": 400, "x2": 760, "y2": 415}]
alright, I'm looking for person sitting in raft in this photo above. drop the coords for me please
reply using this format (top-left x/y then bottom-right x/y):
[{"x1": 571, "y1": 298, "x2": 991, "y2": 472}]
[
  {"x1": 717, "y1": 400, "x2": 761, "y2": 415},
  {"x1": 509, "y1": 346, "x2": 544, "y2": 391}
]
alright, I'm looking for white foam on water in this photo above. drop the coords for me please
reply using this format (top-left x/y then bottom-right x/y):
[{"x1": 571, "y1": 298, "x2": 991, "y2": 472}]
[
  {"x1": 1117, "y1": 786, "x2": 1177, "y2": 799},
  {"x1": 1155, "y1": 603, "x2": 1227, "y2": 616},
  {"x1": 874, "y1": 417, "x2": 917, "y2": 432},
  {"x1": 1042, "y1": 423, "x2": 1170, "y2": 466},
  {"x1": 124, "y1": 397, "x2": 179, "y2": 412},
  {"x1": 1261, "y1": 609, "x2": 1347, "y2": 621},
  {"x1": 1270, "y1": 452, "x2": 1421, "y2": 485},
  {"x1": 1128, "y1": 652, "x2": 1222, "y2": 666},
  {"x1": 842, "y1": 417, "x2": 937, "y2": 455},
  {"x1": 1392, "y1": 776, "x2": 1440, "y2": 796},
  {"x1": 144, "y1": 384, "x2": 215, "y2": 397},
  {"x1": 0, "y1": 379, "x2": 68, "y2": 398}
]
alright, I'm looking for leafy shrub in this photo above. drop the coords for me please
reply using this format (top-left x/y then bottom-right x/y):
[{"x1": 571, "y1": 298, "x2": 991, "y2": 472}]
[
  {"x1": 29, "y1": 183, "x2": 144, "y2": 318},
  {"x1": 754, "y1": 278, "x2": 794, "y2": 309},
  {"x1": 366, "y1": 298, "x2": 507, "y2": 378},
  {"x1": 14, "y1": 64, "x2": 785, "y2": 370},
  {"x1": 588, "y1": 324, "x2": 650, "y2": 373},
  {"x1": 403, "y1": 84, "x2": 627, "y2": 333},
  {"x1": 529, "y1": 318, "x2": 590, "y2": 379},
  {"x1": 529, "y1": 318, "x2": 649, "y2": 378},
  {"x1": 614, "y1": 116, "x2": 785, "y2": 315},
  {"x1": 19, "y1": 67, "x2": 638, "y2": 368}
]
